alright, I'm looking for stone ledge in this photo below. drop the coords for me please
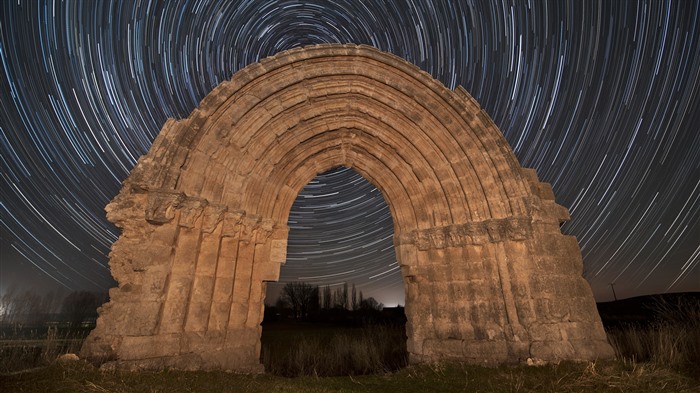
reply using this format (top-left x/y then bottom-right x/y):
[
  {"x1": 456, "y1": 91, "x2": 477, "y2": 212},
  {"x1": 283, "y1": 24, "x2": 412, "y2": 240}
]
[{"x1": 397, "y1": 217, "x2": 533, "y2": 250}]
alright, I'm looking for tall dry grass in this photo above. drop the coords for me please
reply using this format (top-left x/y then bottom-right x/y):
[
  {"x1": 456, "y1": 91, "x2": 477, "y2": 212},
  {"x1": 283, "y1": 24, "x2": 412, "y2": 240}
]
[
  {"x1": 261, "y1": 325, "x2": 407, "y2": 377},
  {"x1": 605, "y1": 295, "x2": 700, "y2": 372},
  {"x1": 0, "y1": 326, "x2": 86, "y2": 374}
]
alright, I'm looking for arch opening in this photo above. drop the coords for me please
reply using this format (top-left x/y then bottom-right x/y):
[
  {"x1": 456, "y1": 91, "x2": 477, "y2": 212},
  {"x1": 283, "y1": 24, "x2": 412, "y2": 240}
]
[
  {"x1": 266, "y1": 166, "x2": 404, "y2": 308},
  {"x1": 261, "y1": 166, "x2": 408, "y2": 375},
  {"x1": 81, "y1": 44, "x2": 614, "y2": 372}
]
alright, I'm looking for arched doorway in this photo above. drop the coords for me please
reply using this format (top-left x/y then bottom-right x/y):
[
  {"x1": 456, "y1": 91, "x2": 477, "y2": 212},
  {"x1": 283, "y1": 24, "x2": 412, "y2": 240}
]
[
  {"x1": 267, "y1": 166, "x2": 404, "y2": 309},
  {"x1": 261, "y1": 166, "x2": 407, "y2": 376},
  {"x1": 81, "y1": 44, "x2": 613, "y2": 372}
]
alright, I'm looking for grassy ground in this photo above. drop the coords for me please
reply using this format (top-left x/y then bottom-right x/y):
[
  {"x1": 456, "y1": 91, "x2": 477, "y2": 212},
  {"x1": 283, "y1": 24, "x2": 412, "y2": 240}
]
[
  {"x1": 0, "y1": 326, "x2": 86, "y2": 374},
  {"x1": 2, "y1": 295, "x2": 698, "y2": 392},
  {"x1": 1, "y1": 357, "x2": 698, "y2": 392},
  {"x1": 261, "y1": 323, "x2": 407, "y2": 376}
]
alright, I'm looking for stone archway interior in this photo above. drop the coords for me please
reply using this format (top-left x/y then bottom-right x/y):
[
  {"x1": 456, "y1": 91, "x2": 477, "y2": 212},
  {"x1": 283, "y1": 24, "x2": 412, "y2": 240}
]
[
  {"x1": 81, "y1": 44, "x2": 614, "y2": 371},
  {"x1": 269, "y1": 165, "x2": 404, "y2": 307}
]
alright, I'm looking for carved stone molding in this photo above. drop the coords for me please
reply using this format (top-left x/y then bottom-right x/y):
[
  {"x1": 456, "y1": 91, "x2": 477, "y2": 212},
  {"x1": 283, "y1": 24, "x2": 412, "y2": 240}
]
[
  {"x1": 178, "y1": 198, "x2": 208, "y2": 228},
  {"x1": 398, "y1": 217, "x2": 533, "y2": 250},
  {"x1": 202, "y1": 205, "x2": 227, "y2": 233},
  {"x1": 145, "y1": 190, "x2": 185, "y2": 224},
  {"x1": 222, "y1": 210, "x2": 244, "y2": 236},
  {"x1": 143, "y1": 189, "x2": 286, "y2": 241}
]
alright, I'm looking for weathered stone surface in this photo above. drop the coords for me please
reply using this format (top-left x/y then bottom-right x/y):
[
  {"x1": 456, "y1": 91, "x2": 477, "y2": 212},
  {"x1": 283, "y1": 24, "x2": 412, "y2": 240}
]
[{"x1": 81, "y1": 44, "x2": 613, "y2": 372}]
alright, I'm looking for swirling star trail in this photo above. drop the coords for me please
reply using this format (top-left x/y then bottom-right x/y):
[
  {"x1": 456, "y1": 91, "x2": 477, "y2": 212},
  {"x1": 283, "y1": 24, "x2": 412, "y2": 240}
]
[{"x1": 1, "y1": 0, "x2": 698, "y2": 304}]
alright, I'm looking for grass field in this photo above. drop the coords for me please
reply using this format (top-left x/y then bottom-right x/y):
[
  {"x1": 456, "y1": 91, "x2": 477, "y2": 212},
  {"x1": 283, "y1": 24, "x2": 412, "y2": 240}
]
[
  {"x1": 1, "y1": 356, "x2": 698, "y2": 392},
  {"x1": 261, "y1": 323, "x2": 407, "y2": 376}
]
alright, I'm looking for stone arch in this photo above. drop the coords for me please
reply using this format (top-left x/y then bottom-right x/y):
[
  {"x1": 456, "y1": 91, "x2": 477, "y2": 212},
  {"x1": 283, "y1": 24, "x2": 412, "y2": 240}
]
[{"x1": 82, "y1": 44, "x2": 613, "y2": 371}]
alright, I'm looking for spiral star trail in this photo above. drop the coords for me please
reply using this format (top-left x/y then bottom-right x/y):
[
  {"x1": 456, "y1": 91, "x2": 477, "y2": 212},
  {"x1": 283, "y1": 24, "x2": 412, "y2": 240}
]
[{"x1": 1, "y1": 0, "x2": 698, "y2": 304}]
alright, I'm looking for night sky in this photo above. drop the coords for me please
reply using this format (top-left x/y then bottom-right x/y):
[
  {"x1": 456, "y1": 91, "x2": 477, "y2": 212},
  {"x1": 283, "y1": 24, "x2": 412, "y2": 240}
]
[{"x1": 1, "y1": 1, "x2": 698, "y2": 306}]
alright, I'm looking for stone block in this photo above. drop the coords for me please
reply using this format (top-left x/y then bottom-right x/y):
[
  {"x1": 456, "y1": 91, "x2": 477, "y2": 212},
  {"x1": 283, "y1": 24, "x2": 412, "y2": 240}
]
[
  {"x1": 217, "y1": 238, "x2": 239, "y2": 278},
  {"x1": 569, "y1": 339, "x2": 616, "y2": 360},
  {"x1": 270, "y1": 239, "x2": 287, "y2": 262},
  {"x1": 461, "y1": 340, "x2": 510, "y2": 363},
  {"x1": 207, "y1": 301, "x2": 231, "y2": 332},
  {"x1": 118, "y1": 334, "x2": 180, "y2": 360},
  {"x1": 171, "y1": 230, "x2": 202, "y2": 275},
  {"x1": 122, "y1": 301, "x2": 161, "y2": 336},
  {"x1": 422, "y1": 338, "x2": 464, "y2": 358},
  {"x1": 143, "y1": 267, "x2": 169, "y2": 295},
  {"x1": 529, "y1": 340, "x2": 576, "y2": 361},
  {"x1": 546, "y1": 296, "x2": 572, "y2": 320},
  {"x1": 212, "y1": 277, "x2": 234, "y2": 303},
  {"x1": 159, "y1": 275, "x2": 192, "y2": 333},
  {"x1": 96, "y1": 302, "x2": 131, "y2": 335},
  {"x1": 259, "y1": 261, "x2": 282, "y2": 281},
  {"x1": 228, "y1": 299, "x2": 249, "y2": 328},
  {"x1": 559, "y1": 321, "x2": 607, "y2": 341},
  {"x1": 181, "y1": 331, "x2": 222, "y2": 353},
  {"x1": 530, "y1": 234, "x2": 578, "y2": 260},
  {"x1": 568, "y1": 297, "x2": 601, "y2": 322},
  {"x1": 184, "y1": 276, "x2": 216, "y2": 332},
  {"x1": 195, "y1": 238, "x2": 221, "y2": 277},
  {"x1": 532, "y1": 275, "x2": 583, "y2": 298},
  {"x1": 150, "y1": 223, "x2": 180, "y2": 248},
  {"x1": 526, "y1": 323, "x2": 562, "y2": 342},
  {"x1": 533, "y1": 182, "x2": 555, "y2": 201}
]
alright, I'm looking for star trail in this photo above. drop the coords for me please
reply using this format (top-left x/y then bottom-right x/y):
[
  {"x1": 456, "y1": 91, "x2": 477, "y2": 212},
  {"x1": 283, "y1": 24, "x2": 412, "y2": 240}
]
[{"x1": 1, "y1": 0, "x2": 698, "y2": 304}]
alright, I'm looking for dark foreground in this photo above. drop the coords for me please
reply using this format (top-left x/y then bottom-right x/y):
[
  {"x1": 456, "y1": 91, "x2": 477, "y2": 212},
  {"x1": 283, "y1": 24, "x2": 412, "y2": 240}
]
[{"x1": 2, "y1": 357, "x2": 699, "y2": 393}]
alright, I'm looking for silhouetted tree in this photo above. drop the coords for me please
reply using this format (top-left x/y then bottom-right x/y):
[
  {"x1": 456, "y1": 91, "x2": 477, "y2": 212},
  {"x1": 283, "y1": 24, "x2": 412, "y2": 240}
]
[
  {"x1": 0, "y1": 286, "x2": 66, "y2": 325},
  {"x1": 351, "y1": 283, "x2": 358, "y2": 311},
  {"x1": 359, "y1": 297, "x2": 383, "y2": 311},
  {"x1": 275, "y1": 297, "x2": 288, "y2": 310},
  {"x1": 332, "y1": 287, "x2": 345, "y2": 309},
  {"x1": 280, "y1": 282, "x2": 318, "y2": 319},
  {"x1": 308, "y1": 286, "x2": 320, "y2": 317},
  {"x1": 62, "y1": 291, "x2": 101, "y2": 329},
  {"x1": 322, "y1": 285, "x2": 332, "y2": 309},
  {"x1": 342, "y1": 282, "x2": 349, "y2": 309}
]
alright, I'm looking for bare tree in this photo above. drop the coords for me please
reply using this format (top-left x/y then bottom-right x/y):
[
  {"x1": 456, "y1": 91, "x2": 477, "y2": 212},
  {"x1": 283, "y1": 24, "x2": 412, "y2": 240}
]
[
  {"x1": 322, "y1": 285, "x2": 332, "y2": 310},
  {"x1": 0, "y1": 286, "x2": 67, "y2": 326},
  {"x1": 280, "y1": 282, "x2": 318, "y2": 319},
  {"x1": 359, "y1": 297, "x2": 383, "y2": 311},
  {"x1": 333, "y1": 287, "x2": 344, "y2": 309},
  {"x1": 342, "y1": 282, "x2": 349, "y2": 310},
  {"x1": 0, "y1": 285, "x2": 20, "y2": 324},
  {"x1": 1, "y1": 286, "x2": 43, "y2": 325},
  {"x1": 351, "y1": 283, "x2": 358, "y2": 311}
]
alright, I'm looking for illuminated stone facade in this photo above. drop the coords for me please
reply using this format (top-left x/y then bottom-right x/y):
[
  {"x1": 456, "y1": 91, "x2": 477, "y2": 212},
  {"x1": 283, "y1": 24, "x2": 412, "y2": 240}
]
[{"x1": 81, "y1": 44, "x2": 614, "y2": 371}]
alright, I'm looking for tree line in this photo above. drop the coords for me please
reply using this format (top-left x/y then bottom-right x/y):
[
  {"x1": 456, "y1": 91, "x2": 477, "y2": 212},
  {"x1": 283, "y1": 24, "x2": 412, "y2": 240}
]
[
  {"x1": 0, "y1": 286, "x2": 106, "y2": 330},
  {"x1": 271, "y1": 281, "x2": 387, "y2": 322}
]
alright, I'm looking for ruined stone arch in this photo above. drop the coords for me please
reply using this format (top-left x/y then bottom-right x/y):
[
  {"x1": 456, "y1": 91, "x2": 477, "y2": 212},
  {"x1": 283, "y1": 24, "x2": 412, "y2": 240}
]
[{"x1": 82, "y1": 44, "x2": 613, "y2": 371}]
